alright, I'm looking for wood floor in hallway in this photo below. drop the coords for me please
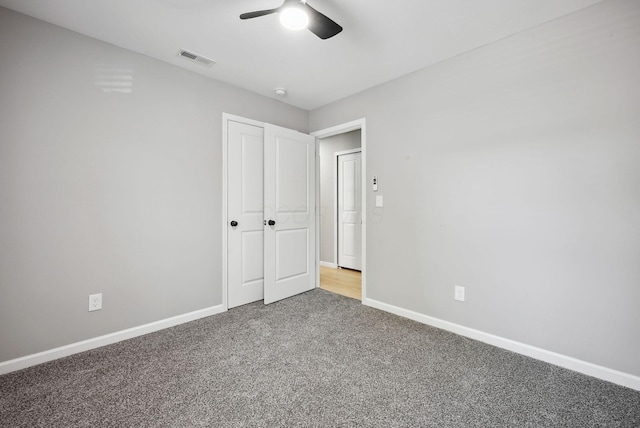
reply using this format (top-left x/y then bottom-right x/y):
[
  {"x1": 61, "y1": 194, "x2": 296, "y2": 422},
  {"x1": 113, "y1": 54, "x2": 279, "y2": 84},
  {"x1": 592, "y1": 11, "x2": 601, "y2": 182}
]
[{"x1": 319, "y1": 265, "x2": 362, "y2": 300}]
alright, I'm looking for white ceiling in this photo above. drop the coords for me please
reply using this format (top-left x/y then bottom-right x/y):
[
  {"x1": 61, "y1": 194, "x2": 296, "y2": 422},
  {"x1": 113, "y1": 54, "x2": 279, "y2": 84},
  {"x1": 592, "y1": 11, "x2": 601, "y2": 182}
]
[{"x1": 0, "y1": 0, "x2": 604, "y2": 110}]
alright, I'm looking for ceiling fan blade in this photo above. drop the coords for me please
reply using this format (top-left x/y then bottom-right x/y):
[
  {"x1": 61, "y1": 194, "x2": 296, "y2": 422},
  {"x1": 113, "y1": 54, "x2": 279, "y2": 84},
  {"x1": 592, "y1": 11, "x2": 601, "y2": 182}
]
[
  {"x1": 240, "y1": 8, "x2": 279, "y2": 20},
  {"x1": 304, "y1": 3, "x2": 342, "y2": 39}
]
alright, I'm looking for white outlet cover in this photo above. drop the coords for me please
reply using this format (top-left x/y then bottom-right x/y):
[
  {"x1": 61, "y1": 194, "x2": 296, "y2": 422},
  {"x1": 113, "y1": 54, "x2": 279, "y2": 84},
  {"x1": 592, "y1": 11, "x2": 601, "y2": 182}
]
[
  {"x1": 89, "y1": 293, "x2": 102, "y2": 311},
  {"x1": 375, "y1": 195, "x2": 383, "y2": 207},
  {"x1": 454, "y1": 286, "x2": 465, "y2": 302}
]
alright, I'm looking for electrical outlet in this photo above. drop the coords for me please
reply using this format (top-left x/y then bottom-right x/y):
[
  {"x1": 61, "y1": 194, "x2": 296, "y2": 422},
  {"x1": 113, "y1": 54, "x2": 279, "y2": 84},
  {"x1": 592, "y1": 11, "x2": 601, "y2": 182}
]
[
  {"x1": 454, "y1": 286, "x2": 465, "y2": 302},
  {"x1": 89, "y1": 293, "x2": 102, "y2": 311}
]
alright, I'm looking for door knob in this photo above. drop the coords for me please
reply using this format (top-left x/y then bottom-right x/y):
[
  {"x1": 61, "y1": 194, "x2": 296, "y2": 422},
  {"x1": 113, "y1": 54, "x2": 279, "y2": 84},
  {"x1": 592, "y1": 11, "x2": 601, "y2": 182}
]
[
  {"x1": 268, "y1": 219, "x2": 276, "y2": 226},
  {"x1": 230, "y1": 220, "x2": 238, "y2": 227}
]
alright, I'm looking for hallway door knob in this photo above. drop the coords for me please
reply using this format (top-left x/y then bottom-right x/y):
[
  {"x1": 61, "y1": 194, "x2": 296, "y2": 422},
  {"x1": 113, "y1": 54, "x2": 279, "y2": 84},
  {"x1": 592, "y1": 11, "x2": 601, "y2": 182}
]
[
  {"x1": 230, "y1": 220, "x2": 238, "y2": 227},
  {"x1": 268, "y1": 220, "x2": 276, "y2": 226}
]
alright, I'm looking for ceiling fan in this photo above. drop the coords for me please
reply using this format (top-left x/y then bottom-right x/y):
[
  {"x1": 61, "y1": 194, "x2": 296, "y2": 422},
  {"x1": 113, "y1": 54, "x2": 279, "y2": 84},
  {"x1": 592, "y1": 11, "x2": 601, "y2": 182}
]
[{"x1": 240, "y1": 0, "x2": 343, "y2": 40}]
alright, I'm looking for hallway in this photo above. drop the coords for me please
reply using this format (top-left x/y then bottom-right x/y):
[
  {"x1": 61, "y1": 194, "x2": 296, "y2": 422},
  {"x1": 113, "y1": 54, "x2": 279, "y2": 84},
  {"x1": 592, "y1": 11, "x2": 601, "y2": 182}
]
[{"x1": 319, "y1": 266, "x2": 361, "y2": 300}]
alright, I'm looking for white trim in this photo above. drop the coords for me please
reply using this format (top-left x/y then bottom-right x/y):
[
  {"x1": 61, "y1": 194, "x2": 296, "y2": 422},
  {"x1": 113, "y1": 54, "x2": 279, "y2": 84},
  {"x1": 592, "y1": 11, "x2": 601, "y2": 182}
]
[
  {"x1": 222, "y1": 112, "x2": 265, "y2": 129},
  {"x1": 222, "y1": 114, "x2": 229, "y2": 310},
  {"x1": 315, "y1": 140, "x2": 321, "y2": 288},
  {"x1": 333, "y1": 148, "x2": 362, "y2": 156},
  {"x1": 222, "y1": 113, "x2": 265, "y2": 309},
  {"x1": 0, "y1": 304, "x2": 226, "y2": 375},
  {"x1": 319, "y1": 261, "x2": 338, "y2": 268},
  {"x1": 332, "y1": 152, "x2": 337, "y2": 267},
  {"x1": 362, "y1": 297, "x2": 640, "y2": 391},
  {"x1": 360, "y1": 123, "x2": 366, "y2": 302},
  {"x1": 311, "y1": 119, "x2": 363, "y2": 138},
  {"x1": 333, "y1": 149, "x2": 362, "y2": 269},
  {"x1": 311, "y1": 119, "x2": 367, "y2": 300}
]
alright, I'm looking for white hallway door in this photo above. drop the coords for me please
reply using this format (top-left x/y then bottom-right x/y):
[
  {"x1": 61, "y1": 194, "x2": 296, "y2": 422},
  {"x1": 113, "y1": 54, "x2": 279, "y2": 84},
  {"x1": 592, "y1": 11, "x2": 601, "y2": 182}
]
[
  {"x1": 338, "y1": 151, "x2": 362, "y2": 270},
  {"x1": 227, "y1": 119, "x2": 316, "y2": 308}
]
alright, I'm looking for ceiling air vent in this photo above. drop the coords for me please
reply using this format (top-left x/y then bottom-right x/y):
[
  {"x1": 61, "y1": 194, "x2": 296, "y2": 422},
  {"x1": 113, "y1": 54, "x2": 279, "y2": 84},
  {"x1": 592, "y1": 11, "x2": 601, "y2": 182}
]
[{"x1": 178, "y1": 49, "x2": 215, "y2": 67}]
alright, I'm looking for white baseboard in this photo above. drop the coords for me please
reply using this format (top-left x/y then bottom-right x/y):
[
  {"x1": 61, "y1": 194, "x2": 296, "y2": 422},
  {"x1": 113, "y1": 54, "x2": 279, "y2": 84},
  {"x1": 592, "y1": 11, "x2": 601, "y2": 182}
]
[
  {"x1": 0, "y1": 304, "x2": 226, "y2": 375},
  {"x1": 319, "y1": 261, "x2": 338, "y2": 268},
  {"x1": 362, "y1": 297, "x2": 640, "y2": 391}
]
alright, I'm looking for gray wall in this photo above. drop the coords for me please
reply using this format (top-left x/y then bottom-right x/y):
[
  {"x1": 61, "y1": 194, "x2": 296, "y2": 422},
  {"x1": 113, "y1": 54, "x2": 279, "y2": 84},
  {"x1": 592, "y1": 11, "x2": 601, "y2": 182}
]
[
  {"x1": 310, "y1": 0, "x2": 640, "y2": 377},
  {"x1": 2, "y1": 0, "x2": 639, "y2": 381},
  {"x1": 0, "y1": 7, "x2": 307, "y2": 363},
  {"x1": 319, "y1": 131, "x2": 361, "y2": 264}
]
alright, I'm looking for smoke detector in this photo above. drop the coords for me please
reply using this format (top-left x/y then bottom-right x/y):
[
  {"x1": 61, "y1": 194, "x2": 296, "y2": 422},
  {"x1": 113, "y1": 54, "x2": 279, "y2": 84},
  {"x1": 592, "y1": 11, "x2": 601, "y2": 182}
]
[
  {"x1": 274, "y1": 87, "x2": 287, "y2": 97},
  {"x1": 178, "y1": 49, "x2": 215, "y2": 67}
]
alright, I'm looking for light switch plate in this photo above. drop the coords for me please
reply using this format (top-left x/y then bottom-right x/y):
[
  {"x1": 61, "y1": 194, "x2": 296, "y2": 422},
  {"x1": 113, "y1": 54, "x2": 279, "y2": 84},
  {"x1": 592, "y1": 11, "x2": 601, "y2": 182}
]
[{"x1": 375, "y1": 195, "x2": 383, "y2": 207}]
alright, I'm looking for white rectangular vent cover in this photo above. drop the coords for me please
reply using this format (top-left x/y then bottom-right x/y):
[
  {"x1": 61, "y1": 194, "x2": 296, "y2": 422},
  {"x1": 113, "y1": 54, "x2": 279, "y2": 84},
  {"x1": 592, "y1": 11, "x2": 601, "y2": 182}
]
[{"x1": 178, "y1": 49, "x2": 215, "y2": 67}]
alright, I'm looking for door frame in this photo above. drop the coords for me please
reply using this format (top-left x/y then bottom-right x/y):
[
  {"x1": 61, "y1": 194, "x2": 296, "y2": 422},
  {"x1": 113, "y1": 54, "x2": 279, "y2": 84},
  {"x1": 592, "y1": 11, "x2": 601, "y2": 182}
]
[
  {"x1": 311, "y1": 118, "x2": 367, "y2": 301},
  {"x1": 222, "y1": 113, "x2": 267, "y2": 311},
  {"x1": 334, "y1": 148, "x2": 362, "y2": 269}
]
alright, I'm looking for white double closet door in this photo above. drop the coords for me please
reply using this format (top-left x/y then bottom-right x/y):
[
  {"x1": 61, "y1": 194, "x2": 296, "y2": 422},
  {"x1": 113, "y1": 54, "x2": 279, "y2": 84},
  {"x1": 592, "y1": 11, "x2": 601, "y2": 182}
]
[{"x1": 227, "y1": 119, "x2": 316, "y2": 309}]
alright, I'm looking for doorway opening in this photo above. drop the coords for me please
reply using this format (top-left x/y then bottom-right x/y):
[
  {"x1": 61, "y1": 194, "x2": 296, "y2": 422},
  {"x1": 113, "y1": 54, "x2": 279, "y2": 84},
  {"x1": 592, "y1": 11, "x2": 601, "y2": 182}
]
[{"x1": 312, "y1": 119, "x2": 366, "y2": 302}]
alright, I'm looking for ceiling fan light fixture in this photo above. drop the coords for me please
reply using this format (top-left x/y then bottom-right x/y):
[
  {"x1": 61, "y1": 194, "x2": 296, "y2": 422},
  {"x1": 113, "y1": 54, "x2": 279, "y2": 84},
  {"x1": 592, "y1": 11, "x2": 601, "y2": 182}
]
[{"x1": 279, "y1": 6, "x2": 309, "y2": 31}]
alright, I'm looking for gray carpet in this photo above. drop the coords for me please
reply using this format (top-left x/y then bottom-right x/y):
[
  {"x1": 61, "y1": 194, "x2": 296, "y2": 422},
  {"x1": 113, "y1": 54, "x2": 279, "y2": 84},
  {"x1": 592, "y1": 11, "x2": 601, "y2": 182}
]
[{"x1": 1, "y1": 289, "x2": 639, "y2": 427}]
